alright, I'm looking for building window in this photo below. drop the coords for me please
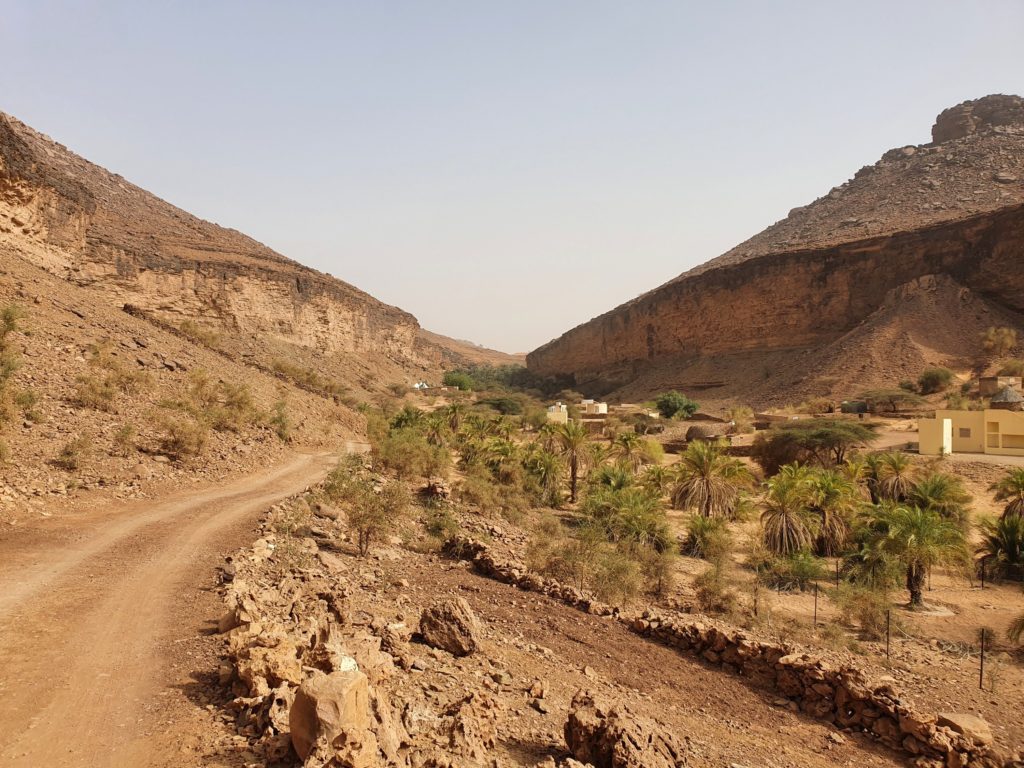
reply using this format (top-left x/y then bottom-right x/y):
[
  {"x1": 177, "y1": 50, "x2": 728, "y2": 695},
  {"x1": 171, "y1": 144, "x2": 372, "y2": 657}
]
[{"x1": 959, "y1": 428, "x2": 972, "y2": 438}]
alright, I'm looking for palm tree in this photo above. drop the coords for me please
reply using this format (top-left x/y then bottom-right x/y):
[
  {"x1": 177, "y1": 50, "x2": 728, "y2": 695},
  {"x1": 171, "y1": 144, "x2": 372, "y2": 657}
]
[
  {"x1": 590, "y1": 463, "x2": 634, "y2": 491},
  {"x1": 976, "y1": 514, "x2": 1024, "y2": 580},
  {"x1": 556, "y1": 420, "x2": 591, "y2": 503},
  {"x1": 423, "y1": 412, "x2": 450, "y2": 447},
  {"x1": 642, "y1": 464, "x2": 672, "y2": 496},
  {"x1": 761, "y1": 465, "x2": 816, "y2": 556},
  {"x1": 444, "y1": 402, "x2": 467, "y2": 434},
  {"x1": 876, "y1": 451, "x2": 916, "y2": 502},
  {"x1": 990, "y1": 468, "x2": 1024, "y2": 519},
  {"x1": 670, "y1": 440, "x2": 753, "y2": 518},
  {"x1": 612, "y1": 431, "x2": 648, "y2": 472},
  {"x1": 867, "y1": 503, "x2": 967, "y2": 607},
  {"x1": 524, "y1": 448, "x2": 563, "y2": 506},
  {"x1": 808, "y1": 469, "x2": 860, "y2": 556},
  {"x1": 908, "y1": 472, "x2": 972, "y2": 526}
]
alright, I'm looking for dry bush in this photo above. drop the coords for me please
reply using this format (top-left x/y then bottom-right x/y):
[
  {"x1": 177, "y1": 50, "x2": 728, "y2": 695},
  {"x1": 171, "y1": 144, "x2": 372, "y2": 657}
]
[
  {"x1": 179, "y1": 319, "x2": 221, "y2": 347},
  {"x1": 74, "y1": 374, "x2": 117, "y2": 411},
  {"x1": 54, "y1": 436, "x2": 89, "y2": 471},
  {"x1": 796, "y1": 397, "x2": 834, "y2": 415},
  {"x1": 112, "y1": 423, "x2": 137, "y2": 457},
  {"x1": 156, "y1": 416, "x2": 209, "y2": 460},
  {"x1": 0, "y1": 439, "x2": 10, "y2": 464},
  {"x1": 693, "y1": 567, "x2": 738, "y2": 614},
  {"x1": 270, "y1": 358, "x2": 349, "y2": 397},
  {"x1": 590, "y1": 548, "x2": 642, "y2": 604},
  {"x1": 833, "y1": 583, "x2": 893, "y2": 640}
]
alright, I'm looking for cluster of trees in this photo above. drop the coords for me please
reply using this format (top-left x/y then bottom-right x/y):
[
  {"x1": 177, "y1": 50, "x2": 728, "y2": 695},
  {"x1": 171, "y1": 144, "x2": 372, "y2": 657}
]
[{"x1": 441, "y1": 364, "x2": 570, "y2": 396}]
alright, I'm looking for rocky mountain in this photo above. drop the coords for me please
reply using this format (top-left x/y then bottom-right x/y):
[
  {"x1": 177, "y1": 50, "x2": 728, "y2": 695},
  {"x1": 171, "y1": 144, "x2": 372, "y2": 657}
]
[
  {"x1": 0, "y1": 110, "x2": 519, "y2": 398},
  {"x1": 527, "y1": 95, "x2": 1024, "y2": 404}
]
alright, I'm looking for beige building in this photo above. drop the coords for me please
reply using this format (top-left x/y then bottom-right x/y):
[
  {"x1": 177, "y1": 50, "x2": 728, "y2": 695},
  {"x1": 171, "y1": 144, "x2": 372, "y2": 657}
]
[
  {"x1": 579, "y1": 399, "x2": 609, "y2": 415},
  {"x1": 920, "y1": 403, "x2": 1024, "y2": 456},
  {"x1": 546, "y1": 402, "x2": 569, "y2": 425}
]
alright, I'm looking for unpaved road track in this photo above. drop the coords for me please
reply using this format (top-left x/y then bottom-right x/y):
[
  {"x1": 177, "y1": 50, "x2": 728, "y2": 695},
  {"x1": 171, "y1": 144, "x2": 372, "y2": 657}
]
[{"x1": 0, "y1": 450, "x2": 342, "y2": 767}]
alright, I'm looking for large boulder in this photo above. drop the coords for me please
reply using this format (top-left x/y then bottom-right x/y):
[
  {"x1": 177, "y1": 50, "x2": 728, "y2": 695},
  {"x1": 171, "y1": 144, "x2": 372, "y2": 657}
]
[
  {"x1": 419, "y1": 597, "x2": 481, "y2": 657},
  {"x1": 936, "y1": 712, "x2": 994, "y2": 747},
  {"x1": 564, "y1": 690, "x2": 687, "y2": 768},
  {"x1": 289, "y1": 669, "x2": 377, "y2": 766}
]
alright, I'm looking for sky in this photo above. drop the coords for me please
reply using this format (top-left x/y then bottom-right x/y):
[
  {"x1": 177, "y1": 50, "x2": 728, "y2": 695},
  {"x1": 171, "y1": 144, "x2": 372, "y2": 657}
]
[{"x1": 2, "y1": 2, "x2": 1023, "y2": 353}]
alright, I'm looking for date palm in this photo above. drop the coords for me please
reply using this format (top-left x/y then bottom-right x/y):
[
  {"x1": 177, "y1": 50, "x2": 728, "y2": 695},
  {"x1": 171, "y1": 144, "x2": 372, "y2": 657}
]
[
  {"x1": 525, "y1": 448, "x2": 563, "y2": 506},
  {"x1": 876, "y1": 451, "x2": 916, "y2": 502},
  {"x1": 671, "y1": 439, "x2": 753, "y2": 518},
  {"x1": 908, "y1": 472, "x2": 972, "y2": 526},
  {"x1": 867, "y1": 503, "x2": 967, "y2": 607},
  {"x1": 612, "y1": 431, "x2": 648, "y2": 471},
  {"x1": 556, "y1": 420, "x2": 591, "y2": 503},
  {"x1": 976, "y1": 514, "x2": 1024, "y2": 580},
  {"x1": 761, "y1": 464, "x2": 815, "y2": 556},
  {"x1": 990, "y1": 467, "x2": 1024, "y2": 519},
  {"x1": 808, "y1": 469, "x2": 859, "y2": 556}
]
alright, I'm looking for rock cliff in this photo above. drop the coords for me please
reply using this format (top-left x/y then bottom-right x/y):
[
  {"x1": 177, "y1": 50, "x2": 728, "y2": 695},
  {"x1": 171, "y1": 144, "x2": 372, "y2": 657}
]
[
  {"x1": 527, "y1": 95, "x2": 1024, "y2": 403},
  {"x1": 0, "y1": 111, "x2": 517, "y2": 392}
]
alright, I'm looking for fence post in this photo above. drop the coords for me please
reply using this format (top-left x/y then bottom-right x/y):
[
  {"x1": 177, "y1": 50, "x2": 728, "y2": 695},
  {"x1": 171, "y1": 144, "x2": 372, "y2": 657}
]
[
  {"x1": 814, "y1": 582, "x2": 819, "y2": 626},
  {"x1": 886, "y1": 609, "x2": 891, "y2": 662},
  {"x1": 980, "y1": 630, "x2": 986, "y2": 691}
]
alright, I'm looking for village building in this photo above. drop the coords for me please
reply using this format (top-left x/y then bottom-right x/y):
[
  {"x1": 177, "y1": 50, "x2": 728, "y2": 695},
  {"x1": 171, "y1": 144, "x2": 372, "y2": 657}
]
[
  {"x1": 919, "y1": 386, "x2": 1024, "y2": 456},
  {"x1": 979, "y1": 375, "x2": 1024, "y2": 397},
  {"x1": 545, "y1": 402, "x2": 569, "y2": 424}
]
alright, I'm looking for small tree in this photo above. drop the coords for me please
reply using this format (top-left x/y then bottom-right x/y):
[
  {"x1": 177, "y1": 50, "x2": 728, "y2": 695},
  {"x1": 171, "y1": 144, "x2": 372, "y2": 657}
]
[
  {"x1": 751, "y1": 419, "x2": 878, "y2": 474},
  {"x1": 917, "y1": 367, "x2": 954, "y2": 395},
  {"x1": 654, "y1": 391, "x2": 699, "y2": 420},
  {"x1": 859, "y1": 389, "x2": 926, "y2": 414},
  {"x1": 350, "y1": 480, "x2": 409, "y2": 556}
]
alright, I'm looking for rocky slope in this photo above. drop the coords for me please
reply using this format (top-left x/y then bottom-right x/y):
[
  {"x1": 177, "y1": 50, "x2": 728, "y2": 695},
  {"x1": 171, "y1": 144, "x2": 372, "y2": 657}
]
[
  {"x1": 527, "y1": 95, "x2": 1024, "y2": 404},
  {"x1": 0, "y1": 110, "x2": 518, "y2": 399}
]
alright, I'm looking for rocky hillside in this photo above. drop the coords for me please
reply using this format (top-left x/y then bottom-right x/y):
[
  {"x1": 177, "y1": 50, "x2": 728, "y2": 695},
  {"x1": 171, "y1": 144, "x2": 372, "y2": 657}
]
[
  {"x1": 527, "y1": 95, "x2": 1024, "y2": 404},
  {"x1": 0, "y1": 110, "x2": 518, "y2": 399}
]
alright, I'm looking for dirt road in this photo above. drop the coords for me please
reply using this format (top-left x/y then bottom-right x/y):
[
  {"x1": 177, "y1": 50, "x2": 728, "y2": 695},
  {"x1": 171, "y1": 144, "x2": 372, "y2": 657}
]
[{"x1": 0, "y1": 449, "x2": 343, "y2": 767}]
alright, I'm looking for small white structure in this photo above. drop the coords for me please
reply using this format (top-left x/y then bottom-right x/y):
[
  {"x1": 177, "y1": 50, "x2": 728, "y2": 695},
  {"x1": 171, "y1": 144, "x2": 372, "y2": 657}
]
[
  {"x1": 580, "y1": 399, "x2": 609, "y2": 415},
  {"x1": 546, "y1": 402, "x2": 569, "y2": 424},
  {"x1": 413, "y1": 381, "x2": 430, "y2": 390}
]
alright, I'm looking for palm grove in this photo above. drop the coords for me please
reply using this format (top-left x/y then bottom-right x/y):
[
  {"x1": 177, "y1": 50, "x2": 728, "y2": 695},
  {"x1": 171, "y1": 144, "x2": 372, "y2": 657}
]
[{"x1": 321, "y1": 376, "x2": 1024, "y2": 648}]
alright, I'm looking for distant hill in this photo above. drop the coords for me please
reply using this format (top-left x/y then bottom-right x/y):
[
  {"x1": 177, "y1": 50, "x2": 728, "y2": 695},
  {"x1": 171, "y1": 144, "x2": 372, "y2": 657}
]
[
  {"x1": 0, "y1": 110, "x2": 514, "y2": 400},
  {"x1": 527, "y1": 95, "x2": 1024, "y2": 405}
]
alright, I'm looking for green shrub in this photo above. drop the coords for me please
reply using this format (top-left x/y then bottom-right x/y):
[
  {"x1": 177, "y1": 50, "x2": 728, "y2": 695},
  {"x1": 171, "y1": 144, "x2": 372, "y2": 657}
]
[
  {"x1": 754, "y1": 551, "x2": 827, "y2": 592},
  {"x1": 751, "y1": 418, "x2": 878, "y2": 474},
  {"x1": 898, "y1": 380, "x2": 918, "y2": 393},
  {"x1": 590, "y1": 548, "x2": 642, "y2": 604},
  {"x1": 681, "y1": 515, "x2": 732, "y2": 562},
  {"x1": 918, "y1": 367, "x2": 954, "y2": 395},
  {"x1": 424, "y1": 506, "x2": 460, "y2": 541},
  {"x1": 442, "y1": 371, "x2": 476, "y2": 391},
  {"x1": 654, "y1": 391, "x2": 699, "y2": 420},
  {"x1": 375, "y1": 428, "x2": 449, "y2": 479}
]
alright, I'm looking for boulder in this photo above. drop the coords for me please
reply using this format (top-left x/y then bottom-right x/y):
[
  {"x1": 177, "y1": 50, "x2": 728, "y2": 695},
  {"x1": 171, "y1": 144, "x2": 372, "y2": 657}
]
[
  {"x1": 419, "y1": 597, "x2": 481, "y2": 657},
  {"x1": 936, "y1": 712, "x2": 993, "y2": 747},
  {"x1": 289, "y1": 669, "x2": 373, "y2": 762},
  {"x1": 564, "y1": 690, "x2": 687, "y2": 768}
]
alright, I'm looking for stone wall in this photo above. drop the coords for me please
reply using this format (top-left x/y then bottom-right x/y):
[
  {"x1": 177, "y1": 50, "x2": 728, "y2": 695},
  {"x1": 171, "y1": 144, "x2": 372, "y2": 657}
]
[{"x1": 443, "y1": 537, "x2": 1014, "y2": 768}]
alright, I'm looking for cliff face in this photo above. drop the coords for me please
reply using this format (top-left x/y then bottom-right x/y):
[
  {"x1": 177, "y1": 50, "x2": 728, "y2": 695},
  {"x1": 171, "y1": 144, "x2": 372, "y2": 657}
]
[
  {"x1": 527, "y1": 95, "x2": 1024, "y2": 401},
  {"x1": 0, "y1": 111, "x2": 517, "y2": 381}
]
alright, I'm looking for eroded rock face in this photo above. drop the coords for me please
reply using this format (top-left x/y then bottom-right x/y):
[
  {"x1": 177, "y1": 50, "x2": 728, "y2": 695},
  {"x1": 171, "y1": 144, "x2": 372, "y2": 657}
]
[
  {"x1": 418, "y1": 597, "x2": 481, "y2": 657},
  {"x1": 933, "y1": 94, "x2": 1024, "y2": 143},
  {"x1": 527, "y1": 96, "x2": 1024, "y2": 400},
  {"x1": 564, "y1": 690, "x2": 688, "y2": 768}
]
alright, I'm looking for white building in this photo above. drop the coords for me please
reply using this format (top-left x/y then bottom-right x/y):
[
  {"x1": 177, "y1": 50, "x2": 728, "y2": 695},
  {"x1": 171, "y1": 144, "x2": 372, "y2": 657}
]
[{"x1": 546, "y1": 402, "x2": 569, "y2": 424}]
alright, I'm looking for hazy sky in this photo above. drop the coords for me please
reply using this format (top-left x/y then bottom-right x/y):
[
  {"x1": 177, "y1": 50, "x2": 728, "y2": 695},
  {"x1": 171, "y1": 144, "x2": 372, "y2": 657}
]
[{"x1": 3, "y1": 2, "x2": 1022, "y2": 352}]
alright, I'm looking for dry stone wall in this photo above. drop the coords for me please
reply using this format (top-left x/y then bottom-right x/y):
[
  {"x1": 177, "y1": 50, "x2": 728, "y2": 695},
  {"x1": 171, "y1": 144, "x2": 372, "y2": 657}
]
[{"x1": 443, "y1": 536, "x2": 1016, "y2": 768}]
